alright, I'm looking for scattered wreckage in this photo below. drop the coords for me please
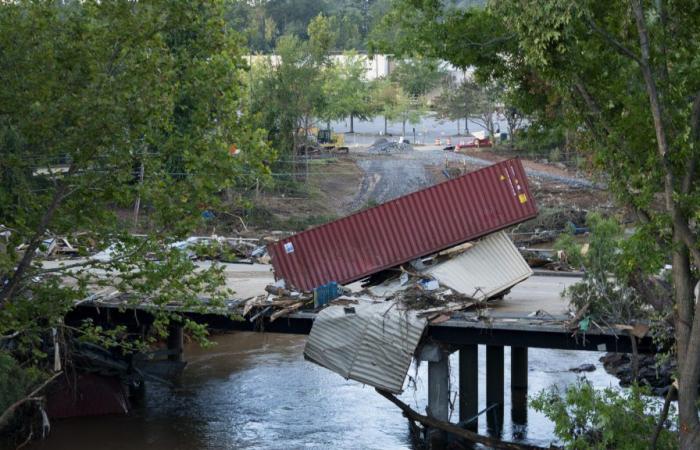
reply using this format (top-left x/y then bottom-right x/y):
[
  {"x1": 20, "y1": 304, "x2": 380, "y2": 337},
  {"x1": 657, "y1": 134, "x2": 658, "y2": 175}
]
[{"x1": 255, "y1": 159, "x2": 539, "y2": 394}]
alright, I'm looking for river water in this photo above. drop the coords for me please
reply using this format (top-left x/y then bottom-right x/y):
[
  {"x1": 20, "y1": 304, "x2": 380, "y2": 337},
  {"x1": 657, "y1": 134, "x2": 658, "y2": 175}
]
[{"x1": 30, "y1": 331, "x2": 620, "y2": 450}]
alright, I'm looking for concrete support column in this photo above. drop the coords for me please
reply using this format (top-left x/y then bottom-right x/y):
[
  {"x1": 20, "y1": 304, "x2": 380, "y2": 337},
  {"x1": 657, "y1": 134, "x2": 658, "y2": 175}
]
[
  {"x1": 486, "y1": 345, "x2": 504, "y2": 436},
  {"x1": 167, "y1": 323, "x2": 184, "y2": 362},
  {"x1": 420, "y1": 344, "x2": 450, "y2": 449},
  {"x1": 511, "y1": 346, "x2": 528, "y2": 437},
  {"x1": 428, "y1": 356, "x2": 449, "y2": 421},
  {"x1": 459, "y1": 345, "x2": 478, "y2": 431},
  {"x1": 511, "y1": 346, "x2": 528, "y2": 391}
]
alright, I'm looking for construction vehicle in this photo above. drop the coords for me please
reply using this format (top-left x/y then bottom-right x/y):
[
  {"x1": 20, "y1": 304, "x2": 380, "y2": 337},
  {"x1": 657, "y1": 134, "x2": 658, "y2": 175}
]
[{"x1": 299, "y1": 128, "x2": 349, "y2": 155}]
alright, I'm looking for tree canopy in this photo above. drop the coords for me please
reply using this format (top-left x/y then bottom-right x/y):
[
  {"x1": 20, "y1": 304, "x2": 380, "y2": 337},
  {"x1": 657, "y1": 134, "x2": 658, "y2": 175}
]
[
  {"x1": 0, "y1": 0, "x2": 271, "y2": 436},
  {"x1": 226, "y1": 0, "x2": 393, "y2": 53},
  {"x1": 379, "y1": 0, "x2": 700, "y2": 446}
]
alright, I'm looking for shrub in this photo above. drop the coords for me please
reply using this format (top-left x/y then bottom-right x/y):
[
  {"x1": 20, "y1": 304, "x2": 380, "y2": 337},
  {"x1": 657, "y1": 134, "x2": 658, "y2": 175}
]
[
  {"x1": 553, "y1": 226, "x2": 585, "y2": 269},
  {"x1": 532, "y1": 380, "x2": 677, "y2": 450}
]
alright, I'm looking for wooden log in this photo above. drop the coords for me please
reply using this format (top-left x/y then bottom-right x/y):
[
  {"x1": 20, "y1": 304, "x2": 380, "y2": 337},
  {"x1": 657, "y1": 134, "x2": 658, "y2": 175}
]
[
  {"x1": 375, "y1": 388, "x2": 558, "y2": 450},
  {"x1": 265, "y1": 285, "x2": 291, "y2": 296},
  {"x1": 270, "y1": 302, "x2": 305, "y2": 322}
]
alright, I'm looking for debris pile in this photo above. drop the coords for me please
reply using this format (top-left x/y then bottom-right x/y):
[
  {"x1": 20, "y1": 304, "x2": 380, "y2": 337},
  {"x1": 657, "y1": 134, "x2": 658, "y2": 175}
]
[
  {"x1": 241, "y1": 279, "x2": 317, "y2": 323},
  {"x1": 170, "y1": 236, "x2": 269, "y2": 264},
  {"x1": 245, "y1": 228, "x2": 533, "y2": 331},
  {"x1": 367, "y1": 138, "x2": 413, "y2": 153},
  {"x1": 510, "y1": 207, "x2": 587, "y2": 246},
  {"x1": 259, "y1": 159, "x2": 539, "y2": 392},
  {"x1": 16, "y1": 236, "x2": 81, "y2": 258},
  {"x1": 600, "y1": 353, "x2": 676, "y2": 396}
]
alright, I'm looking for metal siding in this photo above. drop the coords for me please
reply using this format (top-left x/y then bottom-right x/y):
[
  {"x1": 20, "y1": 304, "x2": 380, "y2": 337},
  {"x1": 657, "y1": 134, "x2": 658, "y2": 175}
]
[
  {"x1": 304, "y1": 301, "x2": 427, "y2": 393},
  {"x1": 269, "y1": 159, "x2": 538, "y2": 291},
  {"x1": 425, "y1": 231, "x2": 533, "y2": 300}
]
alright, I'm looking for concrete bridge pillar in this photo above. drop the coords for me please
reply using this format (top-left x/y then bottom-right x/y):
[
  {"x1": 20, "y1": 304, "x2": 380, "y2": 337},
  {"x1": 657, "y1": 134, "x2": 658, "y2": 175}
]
[
  {"x1": 511, "y1": 346, "x2": 528, "y2": 437},
  {"x1": 420, "y1": 344, "x2": 449, "y2": 449},
  {"x1": 486, "y1": 345, "x2": 504, "y2": 436},
  {"x1": 167, "y1": 323, "x2": 184, "y2": 362},
  {"x1": 459, "y1": 344, "x2": 478, "y2": 431}
]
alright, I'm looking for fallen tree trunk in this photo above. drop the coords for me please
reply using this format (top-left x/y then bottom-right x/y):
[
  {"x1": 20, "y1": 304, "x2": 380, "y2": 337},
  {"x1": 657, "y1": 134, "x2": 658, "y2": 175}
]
[{"x1": 375, "y1": 388, "x2": 558, "y2": 450}]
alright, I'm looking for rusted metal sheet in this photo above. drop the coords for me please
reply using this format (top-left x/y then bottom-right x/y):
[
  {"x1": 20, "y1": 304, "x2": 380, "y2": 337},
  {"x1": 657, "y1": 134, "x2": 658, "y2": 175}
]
[
  {"x1": 268, "y1": 158, "x2": 537, "y2": 291},
  {"x1": 304, "y1": 300, "x2": 427, "y2": 393},
  {"x1": 47, "y1": 373, "x2": 130, "y2": 419}
]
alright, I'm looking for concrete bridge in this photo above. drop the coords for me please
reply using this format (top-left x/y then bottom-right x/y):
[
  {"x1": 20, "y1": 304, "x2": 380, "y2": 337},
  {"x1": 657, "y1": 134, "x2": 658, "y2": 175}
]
[{"x1": 66, "y1": 264, "x2": 653, "y2": 447}]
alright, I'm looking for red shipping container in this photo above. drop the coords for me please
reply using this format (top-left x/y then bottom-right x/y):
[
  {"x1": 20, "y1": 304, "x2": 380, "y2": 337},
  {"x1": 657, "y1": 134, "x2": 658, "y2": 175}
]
[{"x1": 268, "y1": 158, "x2": 537, "y2": 291}]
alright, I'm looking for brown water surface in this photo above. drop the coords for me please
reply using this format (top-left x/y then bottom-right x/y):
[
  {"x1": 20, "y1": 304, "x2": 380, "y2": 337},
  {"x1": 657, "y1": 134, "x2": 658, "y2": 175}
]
[{"x1": 29, "y1": 331, "x2": 617, "y2": 450}]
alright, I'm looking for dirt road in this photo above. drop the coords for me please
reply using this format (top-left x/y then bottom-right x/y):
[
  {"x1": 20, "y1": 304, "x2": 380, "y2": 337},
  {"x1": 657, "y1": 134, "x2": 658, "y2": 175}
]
[{"x1": 349, "y1": 149, "x2": 599, "y2": 209}]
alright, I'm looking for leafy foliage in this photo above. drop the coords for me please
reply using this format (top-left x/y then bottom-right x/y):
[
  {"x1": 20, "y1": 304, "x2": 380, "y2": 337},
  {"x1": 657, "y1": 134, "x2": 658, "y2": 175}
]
[
  {"x1": 0, "y1": 0, "x2": 271, "y2": 429},
  {"x1": 532, "y1": 380, "x2": 677, "y2": 449},
  {"x1": 390, "y1": 57, "x2": 445, "y2": 98},
  {"x1": 322, "y1": 51, "x2": 373, "y2": 125},
  {"x1": 226, "y1": 0, "x2": 393, "y2": 52},
  {"x1": 559, "y1": 213, "x2": 651, "y2": 324}
]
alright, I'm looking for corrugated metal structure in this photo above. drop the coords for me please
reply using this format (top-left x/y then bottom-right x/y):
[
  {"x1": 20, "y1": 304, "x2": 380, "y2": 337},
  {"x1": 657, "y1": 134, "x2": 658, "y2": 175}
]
[
  {"x1": 269, "y1": 158, "x2": 537, "y2": 291},
  {"x1": 47, "y1": 374, "x2": 130, "y2": 419},
  {"x1": 425, "y1": 231, "x2": 533, "y2": 300},
  {"x1": 304, "y1": 300, "x2": 427, "y2": 393}
]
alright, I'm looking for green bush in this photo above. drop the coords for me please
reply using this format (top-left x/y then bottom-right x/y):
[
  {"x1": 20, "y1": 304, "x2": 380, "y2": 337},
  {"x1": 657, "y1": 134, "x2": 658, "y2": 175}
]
[
  {"x1": 549, "y1": 147, "x2": 562, "y2": 162},
  {"x1": 553, "y1": 227, "x2": 585, "y2": 269},
  {"x1": 562, "y1": 213, "x2": 649, "y2": 324},
  {"x1": 0, "y1": 351, "x2": 44, "y2": 422},
  {"x1": 532, "y1": 380, "x2": 677, "y2": 450}
]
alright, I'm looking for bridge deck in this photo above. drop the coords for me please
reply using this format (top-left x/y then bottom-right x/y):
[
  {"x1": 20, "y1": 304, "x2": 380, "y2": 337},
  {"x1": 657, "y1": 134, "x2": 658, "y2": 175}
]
[
  {"x1": 61, "y1": 261, "x2": 651, "y2": 354},
  {"x1": 69, "y1": 284, "x2": 652, "y2": 355}
]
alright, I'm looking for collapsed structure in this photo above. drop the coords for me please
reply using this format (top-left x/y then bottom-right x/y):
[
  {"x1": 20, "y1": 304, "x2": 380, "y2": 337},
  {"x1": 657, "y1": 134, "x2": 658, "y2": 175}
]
[
  {"x1": 268, "y1": 158, "x2": 537, "y2": 291},
  {"x1": 266, "y1": 159, "x2": 539, "y2": 393}
]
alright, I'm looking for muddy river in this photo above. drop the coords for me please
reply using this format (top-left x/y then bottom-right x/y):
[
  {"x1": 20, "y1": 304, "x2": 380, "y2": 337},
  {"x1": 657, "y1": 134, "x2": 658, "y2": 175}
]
[{"x1": 30, "y1": 332, "x2": 619, "y2": 450}]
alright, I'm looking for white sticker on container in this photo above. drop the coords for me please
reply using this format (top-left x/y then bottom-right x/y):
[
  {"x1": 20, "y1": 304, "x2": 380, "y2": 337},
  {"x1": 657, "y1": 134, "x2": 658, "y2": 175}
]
[{"x1": 284, "y1": 242, "x2": 294, "y2": 254}]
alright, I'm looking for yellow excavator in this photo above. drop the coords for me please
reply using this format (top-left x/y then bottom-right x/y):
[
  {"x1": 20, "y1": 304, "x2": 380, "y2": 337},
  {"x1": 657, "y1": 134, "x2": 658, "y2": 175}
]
[{"x1": 302, "y1": 128, "x2": 349, "y2": 154}]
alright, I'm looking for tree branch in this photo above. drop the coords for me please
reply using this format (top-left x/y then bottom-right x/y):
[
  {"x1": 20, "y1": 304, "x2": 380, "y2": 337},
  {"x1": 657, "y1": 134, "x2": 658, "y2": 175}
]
[
  {"x1": 0, "y1": 372, "x2": 62, "y2": 431},
  {"x1": 630, "y1": 0, "x2": 670, "y2": 163},
  {"x1": 375, "y1": 388, "x2": 556, "y2": 450},
  {"x1": 682, "y1": 91, "x2": 700, "y2": 194},
  {"x1": 0, "y1": 179, "x2": 71, "y2": 308},
  {"x1": 573, "y1": 81, "x2": 615, "y2": 136},
  {"x1": 585, "y1": 16, "x2": 641, "y2": 65},
  {"x1": 651, "y1": 382, "x2": 676, "y2": 449}
]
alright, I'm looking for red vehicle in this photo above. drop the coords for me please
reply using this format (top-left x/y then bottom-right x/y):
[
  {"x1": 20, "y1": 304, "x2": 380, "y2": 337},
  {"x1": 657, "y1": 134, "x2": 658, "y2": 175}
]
[{"x1": 456, "y1": 136, "x2": 492, "y2": 150}]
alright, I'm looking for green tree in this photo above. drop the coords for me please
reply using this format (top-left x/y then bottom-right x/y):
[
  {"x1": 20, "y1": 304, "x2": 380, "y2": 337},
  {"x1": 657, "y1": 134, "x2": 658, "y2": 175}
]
[
  {"x1": 265, "y1": 0, "x2": 329, "y2": 42},
  {"x1": 387, "y1": 88, "x2": 426, "y2": 138},
  {"x1": 380, "y1": 0, "x2": 700, "y2": 446},
  {"x1": 370, "y1": 78, "x2": 401, "y2": 135},
  {"x1": 248, "y1": 16, "x2": 334, "y2": 178},
  {"x1": 434, "y1": 79, "x2": 499, "y2": 138},
  {"x1": 0, "y1": 0, "x2": 271, "y2": 437},
  {"x1": 390, "y1": 56, "x2": 446, "y2": 98},
  {"x1": 226, "y1": 1, "x2": 278, "y2": 53},
  {"x1": 322, "y1": 51, "x2": 372, "y2": 133}
]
